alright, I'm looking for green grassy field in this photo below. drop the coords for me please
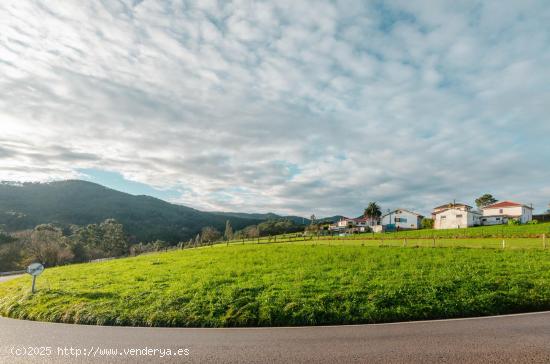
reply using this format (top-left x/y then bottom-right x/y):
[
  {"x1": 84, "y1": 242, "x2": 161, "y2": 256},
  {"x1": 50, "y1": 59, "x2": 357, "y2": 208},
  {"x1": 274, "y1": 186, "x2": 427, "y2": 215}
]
[
  {"x1": 227, "y1": 223, "x2": 550, "y2": 246},
  {"x1": 370, "y1": 222, "x2": 550, "y2": 239},
  {"x1": 227, "y1": 236, "x2": 548, "y2": 250},
  {"x1": 247, "y1": 237, "x2": 547, "y2": 249},
  {"x1": 2, "y1": 242, "x2": 550, "y2": 327}
]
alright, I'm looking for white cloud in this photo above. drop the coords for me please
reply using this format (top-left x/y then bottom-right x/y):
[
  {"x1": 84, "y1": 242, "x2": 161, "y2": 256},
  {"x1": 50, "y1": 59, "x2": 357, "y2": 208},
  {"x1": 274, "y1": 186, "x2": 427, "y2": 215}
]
[{"x1": 1, "y1": 0, "x2": 549, "y2": 216}]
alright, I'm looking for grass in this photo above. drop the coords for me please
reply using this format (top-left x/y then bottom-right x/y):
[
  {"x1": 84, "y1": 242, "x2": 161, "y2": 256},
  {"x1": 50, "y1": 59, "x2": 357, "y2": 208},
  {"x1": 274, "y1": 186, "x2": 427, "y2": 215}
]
[
  {"x1": 2, "y1": 241, "x2": 550, "y2": 327},
  {"x1": 370, "y1": 222, "x2": 550, "y2": 239},
  {"x1": 227, "y1": 223, "x2": 550, "y2": 246},
  {"x1": 226, "y1": 237, "x2": 548, "y2": 250}
]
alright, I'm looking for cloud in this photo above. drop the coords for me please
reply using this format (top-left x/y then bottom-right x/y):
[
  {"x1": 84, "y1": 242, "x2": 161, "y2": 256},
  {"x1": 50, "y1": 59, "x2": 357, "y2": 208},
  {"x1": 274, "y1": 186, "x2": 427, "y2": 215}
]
[{"x1": 1, "y1": 0, "x2": 549, "y2": 216}]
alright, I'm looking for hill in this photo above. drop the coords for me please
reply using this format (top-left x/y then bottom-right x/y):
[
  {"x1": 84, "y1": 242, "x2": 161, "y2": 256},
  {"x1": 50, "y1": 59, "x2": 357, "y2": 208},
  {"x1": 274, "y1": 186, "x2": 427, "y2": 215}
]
[
  {"x1": 212, "y1": 212, "x2": 309, "y2": 225},
  {"x1": 212, "y1": 212, "x2": 344, "y2": 225},
  {"x1": 0, "y1": 180, "x2": 262, "y2": 243}
]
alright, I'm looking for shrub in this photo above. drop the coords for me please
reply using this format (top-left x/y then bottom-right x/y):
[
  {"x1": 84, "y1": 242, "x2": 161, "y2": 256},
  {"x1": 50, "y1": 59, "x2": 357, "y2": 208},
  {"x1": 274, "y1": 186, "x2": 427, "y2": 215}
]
[{"x1": 421, "y1": 218, "x2": 434, "y2": 229}]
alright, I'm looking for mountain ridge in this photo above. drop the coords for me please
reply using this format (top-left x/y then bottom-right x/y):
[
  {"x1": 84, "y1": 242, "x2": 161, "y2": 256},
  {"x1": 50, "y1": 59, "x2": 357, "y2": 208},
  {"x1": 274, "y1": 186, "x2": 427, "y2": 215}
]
[
  {"x1": 0, "y1": 180, "x2": 346, "y2": 243},
  {"x1": 0, "y1": 180, "x2": 260, "y2": 243}
]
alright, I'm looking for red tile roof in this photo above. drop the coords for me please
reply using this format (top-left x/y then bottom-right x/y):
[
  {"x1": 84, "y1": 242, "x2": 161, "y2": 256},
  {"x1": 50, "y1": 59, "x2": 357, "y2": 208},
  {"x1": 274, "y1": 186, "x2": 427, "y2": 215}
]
[{"x1": 482, "y1": 201, "x2": 533, "y2": 209}]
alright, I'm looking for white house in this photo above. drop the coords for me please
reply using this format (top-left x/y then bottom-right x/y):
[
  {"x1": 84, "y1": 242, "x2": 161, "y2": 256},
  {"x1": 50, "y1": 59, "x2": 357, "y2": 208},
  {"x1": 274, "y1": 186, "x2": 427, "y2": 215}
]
[
  {"x1": 353, "y1": 216, "x2": 380, "y2": 232},
  {"x1": 336, "y1": 217, "x2": 353, "y2": 229},
  {"x1": 329, "y1": 217, "x2": 354, "y2": 232},
  {"x1": 432, "y1": 203, "x2": 481, "y2": 229},
  {"x1": 381, "y1": 209, "x2": 424, "y2": 230},
  {"x1": 481, "y1": 201, "x2": 533, "y2": 225},
  {"x1": 329, "y1": 216, "x2": 379, "y2": 233}
]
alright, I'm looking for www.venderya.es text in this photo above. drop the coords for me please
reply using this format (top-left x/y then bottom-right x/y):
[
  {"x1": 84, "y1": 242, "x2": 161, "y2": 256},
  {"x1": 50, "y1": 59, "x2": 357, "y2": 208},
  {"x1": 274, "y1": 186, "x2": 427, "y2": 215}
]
[{"x1": 10, "y1": 346, "x2": 190, "y2": 358}]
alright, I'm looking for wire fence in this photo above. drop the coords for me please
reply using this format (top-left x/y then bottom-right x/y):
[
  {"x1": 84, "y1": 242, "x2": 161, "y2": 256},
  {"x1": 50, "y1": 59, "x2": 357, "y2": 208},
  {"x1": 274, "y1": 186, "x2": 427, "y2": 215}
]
[{"x1": 217, "y1": 232, "x2": 549, "y2": 251}]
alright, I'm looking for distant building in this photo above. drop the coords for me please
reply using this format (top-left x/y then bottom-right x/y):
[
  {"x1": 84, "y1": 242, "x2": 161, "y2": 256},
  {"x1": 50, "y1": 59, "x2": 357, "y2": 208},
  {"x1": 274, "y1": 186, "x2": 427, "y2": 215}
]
[
  {"x1": 352, "y1": 216, "x2": 380, "y2": 232},
  {"x1": 329, "y1": 216, "x2": 379, "y2": 233},
  {"x1": 480, "y1": 201, "x2": 533, "y2": 225},
  {"x1": 329, "y1": 217, "x2": 354, "y2": 233},
  {"x1": 432, "y1": 203, "x2": 481, "y2": 229},
  {"x1": 381, "y1": 209, "x2": 424, "y2": 230}
]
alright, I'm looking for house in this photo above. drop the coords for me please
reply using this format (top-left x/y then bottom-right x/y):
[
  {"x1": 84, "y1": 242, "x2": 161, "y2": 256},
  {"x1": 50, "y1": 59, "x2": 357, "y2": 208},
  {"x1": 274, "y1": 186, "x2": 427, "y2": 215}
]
[
  {"x1": 432, "y1": 203, "x2": 481, "y2": 229},
  {"x1": 480, "y1": 201, "x2": 533, "y2": 225},
  {"x1": 329, "y1": 217, "x2": 355, "y2": 233},
  {"x1": 329, "y1": 216, "x2": 379, "y2": 233},
  {"x1": 381, "y1": 209, "x2": 424, "y2": 230},
  {"x1": 352, "y1": 216, "x2": 380, "y2": 232}
]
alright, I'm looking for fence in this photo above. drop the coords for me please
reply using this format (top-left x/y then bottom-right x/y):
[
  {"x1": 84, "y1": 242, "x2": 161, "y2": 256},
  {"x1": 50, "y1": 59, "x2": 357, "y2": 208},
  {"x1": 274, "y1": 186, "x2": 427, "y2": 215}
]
[{"x1": 219, "y1": 233, "x2": 550, "y2": 250}]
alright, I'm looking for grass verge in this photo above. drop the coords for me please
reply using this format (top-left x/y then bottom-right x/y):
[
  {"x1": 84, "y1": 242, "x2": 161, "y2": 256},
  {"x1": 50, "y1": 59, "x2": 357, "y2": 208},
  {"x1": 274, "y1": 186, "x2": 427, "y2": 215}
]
[{"x1": 1, "y1": 244, "x2": 550, "y2": 327}]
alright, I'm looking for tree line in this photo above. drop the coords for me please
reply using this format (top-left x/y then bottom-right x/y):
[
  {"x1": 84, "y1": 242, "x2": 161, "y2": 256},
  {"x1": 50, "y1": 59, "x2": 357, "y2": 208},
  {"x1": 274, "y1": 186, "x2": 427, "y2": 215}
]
[
  {"x1": 0, "y1": 218, "x2": 305, "y2": 272},
  {"x1": 0, "y1": 219, "x2": 129, "y2": 271},
  {"x1": 174, "y1": 218, "x2": 305, "y2": 248}
]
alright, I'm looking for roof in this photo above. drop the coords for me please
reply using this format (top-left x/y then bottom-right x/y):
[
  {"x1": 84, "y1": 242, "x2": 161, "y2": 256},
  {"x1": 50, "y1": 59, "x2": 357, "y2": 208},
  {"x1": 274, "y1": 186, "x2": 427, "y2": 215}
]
[
  {"x1": 352, "y1": 216, "x2": 378, "y2": 222},
  {"x1": 482, "y1": 201, "x2": 533, "y2": 210},
  {"x1": 381, "y1": 209, "x2": 424, "y2": 218},
  {"x1": 433, "y1": 203, "x2": 472, "y2": 210}
]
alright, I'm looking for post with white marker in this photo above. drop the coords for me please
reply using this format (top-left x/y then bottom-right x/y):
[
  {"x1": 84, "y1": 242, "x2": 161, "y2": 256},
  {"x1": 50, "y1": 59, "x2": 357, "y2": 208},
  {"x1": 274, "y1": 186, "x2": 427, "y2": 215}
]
[{"x1": 27, "y1": 263, "x2": 44, "y2": 294}]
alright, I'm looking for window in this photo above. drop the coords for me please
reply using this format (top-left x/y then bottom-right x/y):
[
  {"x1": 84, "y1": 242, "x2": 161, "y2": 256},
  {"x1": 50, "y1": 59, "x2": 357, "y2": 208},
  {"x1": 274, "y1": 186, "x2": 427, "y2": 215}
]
[
  {"x1": 395, "y1": 217, "x2": 408, "y2": 223},
  {"x1": 440, "y1": 215, "x2": 446, "y2": 219},
  {"x1": 499, "y1": 209, "x2": 503, "y2": 214},
  {"x1": 456, "y1": 214, "x2": 463, "y2": 218}
]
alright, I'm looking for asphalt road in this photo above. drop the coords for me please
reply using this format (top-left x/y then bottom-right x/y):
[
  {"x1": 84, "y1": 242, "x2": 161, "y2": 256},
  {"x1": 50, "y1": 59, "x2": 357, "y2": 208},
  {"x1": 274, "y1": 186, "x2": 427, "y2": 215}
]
[{"x1": 1, "y1": 275, "x2": 550, "y2": 363}]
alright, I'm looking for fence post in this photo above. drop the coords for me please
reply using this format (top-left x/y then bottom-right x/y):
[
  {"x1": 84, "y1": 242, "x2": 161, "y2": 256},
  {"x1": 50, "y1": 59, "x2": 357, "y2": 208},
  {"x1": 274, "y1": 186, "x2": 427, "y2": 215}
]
[
  {"x1": 432, "y1": 237, "x2": 436, "y2": 248},
  {"x1": 502, "y1": 239, "x2": 506, "y2": 249},
  {"x1": 543, "y1": 234, "x2": 546, "y2": 249}
]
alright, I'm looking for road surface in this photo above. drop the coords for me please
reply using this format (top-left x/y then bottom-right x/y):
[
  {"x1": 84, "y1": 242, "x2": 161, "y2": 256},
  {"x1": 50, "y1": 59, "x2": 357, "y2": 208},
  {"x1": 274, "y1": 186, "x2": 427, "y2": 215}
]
[
  {"x1": 1, "y1": 275, "x2": 549, "y2": 363},
  {"x1": 0, "y1": 274, "x2": 24, "y2": 283}
]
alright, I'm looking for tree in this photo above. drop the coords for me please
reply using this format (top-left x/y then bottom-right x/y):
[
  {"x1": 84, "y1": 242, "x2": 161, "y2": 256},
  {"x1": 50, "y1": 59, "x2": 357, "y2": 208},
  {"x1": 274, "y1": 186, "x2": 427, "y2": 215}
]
[
  {"x1": 224, "y1": 220, "x2": 233, "y2": 241},
  {"x1": 194, "y1": 233, "x2": 201, "y2": 247},
  {"x1": 364, "y1": 202, "x2": 382, "y2": 219},
  {"x1": 0, "y1": 229, "x2": 15, "y2": 245},
  {"x1": 201, "y1": 226, "x2": 221, "y2": 245},
  {"x1": 75, "y1": 223, "x2": 103, "y2": 258},
  {"x1": 152, "y1": 240, "x2": 168, "y2": 251},
  {"x1": 0, "y1": 242, "x2": 23, "y2": 271},
  {"x1": 475, "y1": 194, "x2": 497, "y2": 209},
  {"x1": 99, "y1": 219, "x2": 129, "y2": 257},
  {"x1": 242, "y1": 225, "x2": 260, "y2": 239},
  {"x1": 310, "y1": 214, "x2": 317, "y2": 225},
  {"x1": 421, "y1": 218, "x2": 434, "y2": 229},
  {"x1": 25, "y1": 224, "x2": 73, "y2": 267}
]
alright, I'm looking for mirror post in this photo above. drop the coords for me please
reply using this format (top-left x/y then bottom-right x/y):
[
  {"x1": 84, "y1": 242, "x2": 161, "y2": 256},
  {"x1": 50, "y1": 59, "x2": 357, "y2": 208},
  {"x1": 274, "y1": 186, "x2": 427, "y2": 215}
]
[{"x1": 27, "y1": 263, "x2": 44, "y2": 294}]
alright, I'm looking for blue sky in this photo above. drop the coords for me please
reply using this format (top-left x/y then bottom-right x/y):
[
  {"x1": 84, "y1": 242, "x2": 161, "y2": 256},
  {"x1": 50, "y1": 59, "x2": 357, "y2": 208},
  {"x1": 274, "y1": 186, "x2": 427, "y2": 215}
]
[
  {"x1": 79, "y1": 169, "x2": 181, "y2": 200},
  {"x1": 1, "y1": 0, "x2": 549, "y2": 216}
]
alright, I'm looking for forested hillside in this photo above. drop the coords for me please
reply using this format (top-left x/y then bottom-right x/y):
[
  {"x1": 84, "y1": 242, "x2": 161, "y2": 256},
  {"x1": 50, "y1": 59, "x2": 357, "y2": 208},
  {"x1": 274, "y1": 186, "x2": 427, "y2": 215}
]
[{"x1": 0, "y1": 180, "x2": 261, "y2": 243}]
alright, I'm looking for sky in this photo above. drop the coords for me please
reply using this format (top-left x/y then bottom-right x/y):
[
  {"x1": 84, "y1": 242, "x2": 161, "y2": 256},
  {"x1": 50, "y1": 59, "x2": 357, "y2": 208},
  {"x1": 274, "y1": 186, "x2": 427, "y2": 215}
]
[{"x1": 1, "y1": 0, "x2": 549, "y2": 217}]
